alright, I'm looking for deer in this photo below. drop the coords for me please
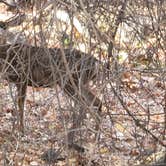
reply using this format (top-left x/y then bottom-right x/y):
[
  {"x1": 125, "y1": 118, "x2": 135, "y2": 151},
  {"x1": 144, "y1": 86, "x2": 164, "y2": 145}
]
[{"x1": 0, "y1": 14, "x2": 102, "y2": 140}]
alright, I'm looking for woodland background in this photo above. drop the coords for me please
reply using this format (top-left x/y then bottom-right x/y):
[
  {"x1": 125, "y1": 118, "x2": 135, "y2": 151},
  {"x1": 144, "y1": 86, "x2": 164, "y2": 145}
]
[{"x1": 0, "y1": 0, "x2": 165, "y2": 165}]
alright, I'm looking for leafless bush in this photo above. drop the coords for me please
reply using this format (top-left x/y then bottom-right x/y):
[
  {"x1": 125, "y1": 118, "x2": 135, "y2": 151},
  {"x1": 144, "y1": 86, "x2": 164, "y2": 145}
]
[{"x1": 0, "y1": 0, "x2": 165, "y2": 165}]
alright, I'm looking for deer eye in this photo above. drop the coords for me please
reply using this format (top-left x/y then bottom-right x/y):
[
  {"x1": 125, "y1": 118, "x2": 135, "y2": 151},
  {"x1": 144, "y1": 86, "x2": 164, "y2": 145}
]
[{"x1": 0, "y1": 22, "x2": 7, "y2": 30}]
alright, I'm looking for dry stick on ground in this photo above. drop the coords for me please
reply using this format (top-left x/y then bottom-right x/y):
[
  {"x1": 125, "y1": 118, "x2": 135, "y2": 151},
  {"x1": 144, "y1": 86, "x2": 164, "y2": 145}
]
[{"x1": 109, "y1": 82, "x2": 166, "y2": 148}]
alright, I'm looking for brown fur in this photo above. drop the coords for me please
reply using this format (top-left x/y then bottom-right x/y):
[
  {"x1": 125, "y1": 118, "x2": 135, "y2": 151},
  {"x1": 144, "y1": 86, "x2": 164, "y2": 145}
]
[{"x1": 0, "y1": 43, "x2": 102, "y2": 132}]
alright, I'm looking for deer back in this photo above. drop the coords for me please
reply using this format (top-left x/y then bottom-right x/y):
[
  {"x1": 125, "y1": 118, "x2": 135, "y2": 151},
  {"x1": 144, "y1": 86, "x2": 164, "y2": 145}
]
[{"x1": 0, "y1": 44, "x2": 98, "y2": 88}]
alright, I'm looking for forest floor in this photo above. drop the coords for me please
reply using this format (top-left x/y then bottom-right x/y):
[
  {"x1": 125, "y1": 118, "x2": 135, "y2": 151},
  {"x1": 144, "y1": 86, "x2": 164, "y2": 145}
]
[{"x1": 0, "y1": 74, "x2": 165, "y2": 165}]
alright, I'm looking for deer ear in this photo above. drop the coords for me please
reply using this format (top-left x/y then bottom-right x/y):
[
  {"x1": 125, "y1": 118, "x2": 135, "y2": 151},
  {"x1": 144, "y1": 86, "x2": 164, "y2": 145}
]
[{"x1": 6, "y1": 13, "x2": 26, "y2": 27}]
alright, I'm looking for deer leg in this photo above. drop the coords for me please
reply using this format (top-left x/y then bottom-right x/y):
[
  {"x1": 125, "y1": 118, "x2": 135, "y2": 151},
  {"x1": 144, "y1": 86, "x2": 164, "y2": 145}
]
[
  {"x1": 80, "y1": 85, "x2": 102, "y2": 140},
  {"x1": 16, "y1": 83, "x2": 27, "y2": 133},
  {"x1": 62, "y1": 83, "x2": 84, "y2": 151},
  {"x1": 64, "y1": 82, "x2": 102, "y2": 125},
  {"x1": 67, "y1": 105, "x2": 86, "y2": 153},
  {"x1": 63, "y1": 83, "x2": 102, "y2": 112},
  {"x1": 63, "y1": 83, "x2": 102, "y2": 151},
  {"x1": 81, "y1": 85, "x2": 102, "y2": 122}
]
